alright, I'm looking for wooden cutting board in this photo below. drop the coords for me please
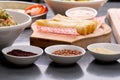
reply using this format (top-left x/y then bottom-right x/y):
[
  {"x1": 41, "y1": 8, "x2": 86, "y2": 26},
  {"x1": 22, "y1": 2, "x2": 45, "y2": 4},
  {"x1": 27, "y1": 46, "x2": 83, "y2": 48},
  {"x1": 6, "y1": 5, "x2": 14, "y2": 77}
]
[
  {"x1": 30, "y1": 23, "x2": 111, "y2": 49},
  {"x1": 108, "y1": 8, "x2": 120, "y2": 44}
]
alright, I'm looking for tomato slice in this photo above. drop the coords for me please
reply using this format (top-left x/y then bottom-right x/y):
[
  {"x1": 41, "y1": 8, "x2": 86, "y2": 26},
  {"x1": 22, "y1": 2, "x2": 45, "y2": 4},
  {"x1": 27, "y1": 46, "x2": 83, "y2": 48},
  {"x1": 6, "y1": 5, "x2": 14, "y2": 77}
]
[{"x1": 25, "y1": 4, "x2": 48, "y2": 16}]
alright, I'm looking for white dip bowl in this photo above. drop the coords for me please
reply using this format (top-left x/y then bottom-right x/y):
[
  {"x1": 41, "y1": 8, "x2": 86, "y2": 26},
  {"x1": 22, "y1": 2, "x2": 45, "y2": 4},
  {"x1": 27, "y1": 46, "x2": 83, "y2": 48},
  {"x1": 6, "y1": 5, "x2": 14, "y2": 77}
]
[{"x1": 87, "y1": 43, "x2": 120, "y2": 62}]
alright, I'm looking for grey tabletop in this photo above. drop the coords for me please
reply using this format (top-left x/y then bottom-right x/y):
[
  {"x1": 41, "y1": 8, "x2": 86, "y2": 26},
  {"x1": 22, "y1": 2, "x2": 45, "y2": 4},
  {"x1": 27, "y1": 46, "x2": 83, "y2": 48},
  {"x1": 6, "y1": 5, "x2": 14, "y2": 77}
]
[{"x1": 0, "y1": 2, "x2": 120, "y2": 80}]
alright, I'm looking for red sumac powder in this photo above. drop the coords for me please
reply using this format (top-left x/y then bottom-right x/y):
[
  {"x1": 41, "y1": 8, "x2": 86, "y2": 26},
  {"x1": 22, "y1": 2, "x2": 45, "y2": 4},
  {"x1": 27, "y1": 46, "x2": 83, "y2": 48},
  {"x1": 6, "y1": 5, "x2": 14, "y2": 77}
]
[
  {"x1": 52, "y1": 49, "x2": 82, "y2": 56},
  {"x1": 7, "y1": 49, "x2": 37, "y2": 57}
]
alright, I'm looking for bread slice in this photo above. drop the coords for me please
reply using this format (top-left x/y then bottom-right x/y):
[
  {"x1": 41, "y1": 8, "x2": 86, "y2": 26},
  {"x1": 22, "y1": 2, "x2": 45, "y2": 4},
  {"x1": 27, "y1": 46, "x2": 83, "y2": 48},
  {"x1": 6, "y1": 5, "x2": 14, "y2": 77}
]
[{"x1": 36, "y1": 14, "x2": 98, "y2": 35}]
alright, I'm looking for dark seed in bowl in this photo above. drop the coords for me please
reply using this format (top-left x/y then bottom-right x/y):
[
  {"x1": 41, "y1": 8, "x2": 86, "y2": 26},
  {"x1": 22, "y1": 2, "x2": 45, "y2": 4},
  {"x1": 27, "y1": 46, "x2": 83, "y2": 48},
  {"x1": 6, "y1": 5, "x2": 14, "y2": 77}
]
[
  {"x1": 7, "y1": 49, "x2": 37, "y2": 57},
  {"x1": 52, "y1": 49, "x2": 82, "y2": 56}
]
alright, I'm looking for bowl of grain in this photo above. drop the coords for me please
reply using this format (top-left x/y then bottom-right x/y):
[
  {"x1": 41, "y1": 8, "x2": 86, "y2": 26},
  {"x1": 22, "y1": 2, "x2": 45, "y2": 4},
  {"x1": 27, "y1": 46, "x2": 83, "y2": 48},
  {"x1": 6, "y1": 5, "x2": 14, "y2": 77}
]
[{"x1": 45, "y1": 44, "x2": 86, "y2": 65}]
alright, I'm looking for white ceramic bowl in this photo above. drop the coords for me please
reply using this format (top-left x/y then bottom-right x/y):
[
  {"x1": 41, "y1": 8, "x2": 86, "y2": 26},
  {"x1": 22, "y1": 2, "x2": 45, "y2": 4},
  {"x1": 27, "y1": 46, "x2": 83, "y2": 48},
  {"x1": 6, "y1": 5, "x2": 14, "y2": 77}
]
[
  {"x1": 87, "y1": 43, "x2": 120, "y2": 62},
  {"x1": 45, "y1": 45, "x2": 86, "y2": 64},
  {"x1": 0, "y1": 10, "x2": 31, "y2": 50},
  {"x1": 0, "y1": 1, "x2": 48, "y2": 24},
  {"x1": 44, "y1": 0, "x2": 108, "y2": 15},
  {"x1": 65, "y1": 7, "x2": 97, "y2": 20},
  {"x1": 2, "y1": 45, "x2": 43, "y2": 65}
]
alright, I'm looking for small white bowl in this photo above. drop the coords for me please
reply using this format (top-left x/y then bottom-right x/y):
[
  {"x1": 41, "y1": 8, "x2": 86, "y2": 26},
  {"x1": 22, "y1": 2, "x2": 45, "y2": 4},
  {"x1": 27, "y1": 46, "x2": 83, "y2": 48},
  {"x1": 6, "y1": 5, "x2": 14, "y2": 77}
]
[
  {"x1": 65, "y1": 7, "x2": 97, "y2": 20},
  {"x1": 45, "y1": 45, "x2": 86, "y2": 65},
  {"x1": 2, "y1": 45, "x2": 43, "y2": 65},
  {"x1": 87, "y1": 43, "x2": 120, "y2": 62}
]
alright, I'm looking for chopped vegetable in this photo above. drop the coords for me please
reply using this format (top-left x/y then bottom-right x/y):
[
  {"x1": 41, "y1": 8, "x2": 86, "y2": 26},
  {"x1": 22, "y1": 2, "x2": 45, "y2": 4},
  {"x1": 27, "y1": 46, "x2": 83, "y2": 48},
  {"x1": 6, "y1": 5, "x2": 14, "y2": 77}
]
[
  {"x1": 25, "y1": 4, "x2": 48, "y2": 16},
  {"x1": 0, "y1": 7, "x2": 17, "y2": 27}
]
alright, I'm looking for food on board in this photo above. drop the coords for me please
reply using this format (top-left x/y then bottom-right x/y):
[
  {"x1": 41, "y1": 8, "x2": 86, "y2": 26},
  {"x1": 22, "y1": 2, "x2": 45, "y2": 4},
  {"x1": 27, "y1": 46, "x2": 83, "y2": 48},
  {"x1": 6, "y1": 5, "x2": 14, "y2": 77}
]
[
  {"x1": 36, "y1": 14, "x2": 98, "y2": 35},
  {"x1": 7, "y1": 9, "x2": 25, "y2": 13},
  {"x1": 52, "y1": 49, "x2": 82, "y2": 56},
  {"x1": 30, "y1": 14, "x2": 111, "y2": 48},
  {"x1": 0, "y1": 7, "x2": 17, "y2": 27},
  {"x1": 25, "y1": 4, "x2": 48, "y2": 16}
]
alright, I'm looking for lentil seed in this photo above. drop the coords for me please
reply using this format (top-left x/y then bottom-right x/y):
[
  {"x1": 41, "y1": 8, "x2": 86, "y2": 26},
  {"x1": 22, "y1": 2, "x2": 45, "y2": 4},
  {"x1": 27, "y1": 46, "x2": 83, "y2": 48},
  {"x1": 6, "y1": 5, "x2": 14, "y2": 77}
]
[{"x1": 52, "y1": 49, "x2": 82, "y2": 56}]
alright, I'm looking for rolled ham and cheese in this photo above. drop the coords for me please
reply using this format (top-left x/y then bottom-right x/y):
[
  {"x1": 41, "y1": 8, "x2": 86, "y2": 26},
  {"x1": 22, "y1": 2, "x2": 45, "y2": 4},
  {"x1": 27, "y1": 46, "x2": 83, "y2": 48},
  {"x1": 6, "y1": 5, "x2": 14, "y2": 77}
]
[{"x1": 35, "y1": 14, "x2": 98, "y2": 35}]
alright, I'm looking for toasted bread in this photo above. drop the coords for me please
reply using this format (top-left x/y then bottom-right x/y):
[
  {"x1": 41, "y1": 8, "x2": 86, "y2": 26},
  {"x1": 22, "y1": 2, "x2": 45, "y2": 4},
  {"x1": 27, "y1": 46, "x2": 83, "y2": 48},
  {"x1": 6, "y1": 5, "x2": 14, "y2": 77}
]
[{"x1": 36, "y1": 14, "x2": 98, "y2": 35}]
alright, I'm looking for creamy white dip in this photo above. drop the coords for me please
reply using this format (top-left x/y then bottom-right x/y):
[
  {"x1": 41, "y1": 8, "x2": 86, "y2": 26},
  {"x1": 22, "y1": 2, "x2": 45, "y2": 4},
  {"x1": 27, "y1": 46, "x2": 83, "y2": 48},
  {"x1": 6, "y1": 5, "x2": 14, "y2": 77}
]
[
  {"x1": 66, "y1": 7, "x2": 97, "y2": 20},
  {"x1": 92, "y1": 48, "x2": 116, "y2": 54}
]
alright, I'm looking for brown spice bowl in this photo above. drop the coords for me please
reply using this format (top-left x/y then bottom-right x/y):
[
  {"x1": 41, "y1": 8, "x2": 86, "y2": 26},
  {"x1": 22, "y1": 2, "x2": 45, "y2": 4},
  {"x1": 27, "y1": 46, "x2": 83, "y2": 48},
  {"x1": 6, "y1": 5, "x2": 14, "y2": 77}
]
[
  {"x1": 45, "y1": 44, "x2": 86, "y2": 65},
  {"x1": 2, "y1": 45, "x2": 43, "y2": 66}
]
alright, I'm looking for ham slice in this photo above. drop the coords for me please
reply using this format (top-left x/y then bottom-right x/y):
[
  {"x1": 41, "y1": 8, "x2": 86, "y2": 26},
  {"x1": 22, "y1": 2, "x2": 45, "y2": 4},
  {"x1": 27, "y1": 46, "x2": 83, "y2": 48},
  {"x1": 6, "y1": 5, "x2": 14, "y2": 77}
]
[{"x1": 37, "y1": 26, "x2": 79, "y2": 35}]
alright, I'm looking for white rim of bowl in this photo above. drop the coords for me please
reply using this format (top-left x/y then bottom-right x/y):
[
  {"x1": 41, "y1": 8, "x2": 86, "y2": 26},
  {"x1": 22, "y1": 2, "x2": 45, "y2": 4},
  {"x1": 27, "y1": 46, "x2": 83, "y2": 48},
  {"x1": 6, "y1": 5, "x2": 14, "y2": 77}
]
[
  {"x1": 0, "y1": 9, "x2": 31, "y2": 29},
  {"x1": 31, "y1": 11, "x2": 48, "y2": 18},
  {"x1": 0, "y1": 1, "x2": 37, "y2": 4}
]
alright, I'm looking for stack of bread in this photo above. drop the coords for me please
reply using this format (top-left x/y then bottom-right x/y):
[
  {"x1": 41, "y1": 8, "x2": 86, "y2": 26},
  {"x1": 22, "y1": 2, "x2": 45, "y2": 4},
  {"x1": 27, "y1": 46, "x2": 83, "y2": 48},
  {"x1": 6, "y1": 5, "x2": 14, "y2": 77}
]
[{"x1": 36, "y1": 14, "x2": 98, "y2": 35}]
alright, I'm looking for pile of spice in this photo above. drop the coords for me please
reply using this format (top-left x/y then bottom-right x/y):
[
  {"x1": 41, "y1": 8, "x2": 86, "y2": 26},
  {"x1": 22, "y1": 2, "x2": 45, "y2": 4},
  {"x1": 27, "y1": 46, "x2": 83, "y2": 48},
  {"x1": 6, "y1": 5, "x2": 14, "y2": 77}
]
[
  {"x1": 52, "y1": 49, "x2": 82, "y2": 56},
  {"x1": 7, "y1": 49, "x2": 37, "y2": 57}
]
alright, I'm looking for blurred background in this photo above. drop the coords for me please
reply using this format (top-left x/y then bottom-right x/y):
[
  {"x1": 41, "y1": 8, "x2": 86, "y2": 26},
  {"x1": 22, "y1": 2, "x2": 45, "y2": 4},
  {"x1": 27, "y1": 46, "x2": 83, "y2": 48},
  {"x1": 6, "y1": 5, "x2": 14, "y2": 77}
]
[
  {"x1": 0, "y1": 0, "x2": 120, "y2": 3},
  {"x1": 23, "y1": 0, "x2": 120, "y2": 3},
  {"x1": 109, "y1": 0, "x2": 119, "y2": 2}
]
